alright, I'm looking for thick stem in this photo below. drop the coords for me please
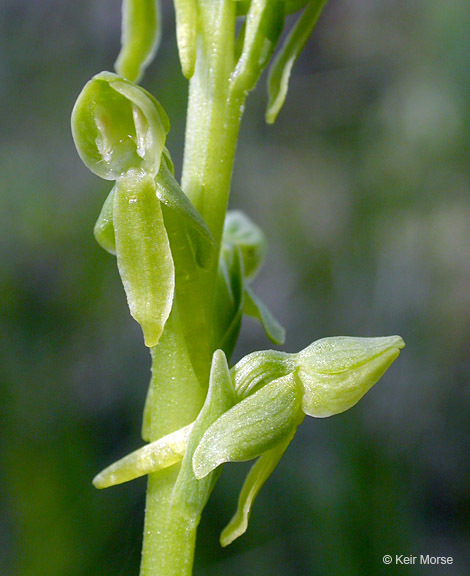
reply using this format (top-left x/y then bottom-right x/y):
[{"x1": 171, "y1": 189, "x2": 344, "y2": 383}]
[
  {"x1": 139, "y1": 2, "x2": 244, "y2": 575},
  {"x1": 181, "y1": 0, "x2": 243, "y2": 249},
  {"x1": 140, "y1": 309, "x2": 204, "y2": 576}
]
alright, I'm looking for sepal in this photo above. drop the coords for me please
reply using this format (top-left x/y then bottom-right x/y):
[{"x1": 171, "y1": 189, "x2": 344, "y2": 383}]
[
  {"x1": 192, "y1": 373, "x2": 303, "y2": 479},
  {"x1": 93, "y1": 185, "x2": 116, "y2": 254},
  {"x1": 231, "y1": 348, "x2": 293, "y2": 398}
]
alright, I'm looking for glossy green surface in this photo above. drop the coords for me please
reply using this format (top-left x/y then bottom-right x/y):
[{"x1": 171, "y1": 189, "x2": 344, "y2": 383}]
[{"x1": 2, "y1": 1, "x2": 469, "y2": 575}]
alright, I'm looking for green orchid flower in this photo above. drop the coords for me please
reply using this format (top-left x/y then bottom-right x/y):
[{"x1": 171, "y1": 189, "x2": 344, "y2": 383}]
[{"x1": 93, "y1": 335, "x2": 404, "y2": 544}]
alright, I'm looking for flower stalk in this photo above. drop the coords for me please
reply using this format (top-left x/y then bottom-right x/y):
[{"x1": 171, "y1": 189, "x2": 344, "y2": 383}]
[{"x1": 70, "y1": 2, "x2": 405, "y2": 575}]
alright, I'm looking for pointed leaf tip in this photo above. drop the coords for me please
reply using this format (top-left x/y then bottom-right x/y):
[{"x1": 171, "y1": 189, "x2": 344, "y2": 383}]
[
  {"x1": 115, "y1": 0, "x2": 161, "y2": 83},
  {"x1": 266, "y1": 0, "x2": 328, "y2": 124}
]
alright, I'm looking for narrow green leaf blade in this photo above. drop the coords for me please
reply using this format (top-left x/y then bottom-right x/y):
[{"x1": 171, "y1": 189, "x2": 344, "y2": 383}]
[
  {"x1": 114, "y1": 173, "x2": 175, "y2": 347},
  {"x1": 115, "y1": 0, "x2": 161, "y2": 83},
  {"x1": 220, "y1": 430, "x2": 294, "y2": 546},
  {"x1": 266, "y1": 0, "x2": 328, "y2": 124},
  {"x1": 92, "y1": 423, "x2": 193, "y2": 488},
  {"x1": 244, "y1": 285, "x2": 286, "y2": 345}
]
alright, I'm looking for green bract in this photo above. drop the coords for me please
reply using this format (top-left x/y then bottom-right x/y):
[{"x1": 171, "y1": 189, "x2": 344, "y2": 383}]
[
  {"x1": 214, "y1": 244, "x2": 245, "y2": 358},
  {"x1": 266, "y1": 0, "x2": 329, "y2": 123},
  {"x1": 231, "y1": 0, "x2": 285, "y2": 95},
  {"x1": 219, "y1": 211, "x2": 286, "y2": 347},
  {"x1": 171, "y1": 350, "x2": 236, "y2": 512},
  {"x1": 174, "y1": 0, "x2": 197, "y2": 79},
  {"x1": 156, "y1": 160, "x2": 215, "y2": 269},
  {"x1": 114, "y1": 173, "x2": 175, "y2": 347},
  {"x1": 115, "y1": 0, "x2": 161, "y2": 83},
  {"x1": 71, "y1": 72, "x2": 169, "y2": 179}
]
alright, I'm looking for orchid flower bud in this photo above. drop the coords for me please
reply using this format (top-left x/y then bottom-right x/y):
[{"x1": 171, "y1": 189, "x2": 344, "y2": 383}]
[
  {"x1": 220, "y1": 211, "x2": 285, "y2": 347},
  {"x1": 223, "y1": 210, "x2": 267, "y2": 280},
  {"x1": 296, "y1": 335, "x2": 405, "y2": 417},
  {"x1": 71, "y1": 72, "x2": 169, "y2": 180}
]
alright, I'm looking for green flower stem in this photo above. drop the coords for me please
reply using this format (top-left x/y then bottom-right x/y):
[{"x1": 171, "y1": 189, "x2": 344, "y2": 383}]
[
  {"x1": 181, "y1": 0, "x2": 240, "y2": 251},
  {"x1": 140, "y1": 307, "x2": 205, "y2": 576},
  {"x1": 139, "y1": 2, "x2": 245, "y2": 575}
]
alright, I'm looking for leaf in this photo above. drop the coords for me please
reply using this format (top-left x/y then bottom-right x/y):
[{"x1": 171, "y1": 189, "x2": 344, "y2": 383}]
[
  {"x1": 156, "y1": 161, "x2": 215, "y2": 269},
  {"x1": 231, "y1": 0, "x2": 285, "y2": 95},
  {"x1": 244, "y1": 285, "x2": 286, "y2": 345},
  {"x1": 115, "y1": 0, "x2": 161, "y2": 83},
  {"x1": 265, "y1": 0, "x2": 328, "y2": 124},
  {"x1": 92, "y1": 423, "x2": 193, "y2": 488},
  {"x1": 114, "y1": 173, "x2": 175, "y2": 347},
  {"x1": 174, "y1": 0, "x2": 197, "y2": 79},
  {"x1": 71, "y1": 72, "x2": 169, "y2": 180},
  {"x1": 223, "y1": 210, "x2": 267, "y2": 280},
  {"x1": 220, "y1": 429, "x2": 294, "y2": 546},
  {"x1": 93, "y1": 185, "x2": 116, "y2": 254},
  {"x1": 192, "y1": 373, "x2": 302, "y2": 479},
  {"x1": 172, "y1": 350, "x2": 236, "y2": 512}
]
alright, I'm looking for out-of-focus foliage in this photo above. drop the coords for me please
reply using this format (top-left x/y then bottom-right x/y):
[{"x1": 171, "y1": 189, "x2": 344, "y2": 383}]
[{"x1": 0, "y1": 1, "x2": 468, "y2": 575}]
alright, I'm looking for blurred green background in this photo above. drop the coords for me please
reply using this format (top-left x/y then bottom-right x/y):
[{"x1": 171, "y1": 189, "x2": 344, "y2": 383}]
[{"x1": 1, "y1": 1, "x2": 469, "y2": 575}]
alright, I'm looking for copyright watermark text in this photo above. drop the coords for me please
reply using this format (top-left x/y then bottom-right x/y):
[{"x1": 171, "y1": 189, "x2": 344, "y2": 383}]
[{"x1": 383, "y1": 555, "x2": 453, "y2": 566}]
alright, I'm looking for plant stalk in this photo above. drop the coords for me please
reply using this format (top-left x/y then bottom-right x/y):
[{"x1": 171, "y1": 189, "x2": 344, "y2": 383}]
[{"x1": 139, "y1": 2, "x2": 245, "y2": 575}]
